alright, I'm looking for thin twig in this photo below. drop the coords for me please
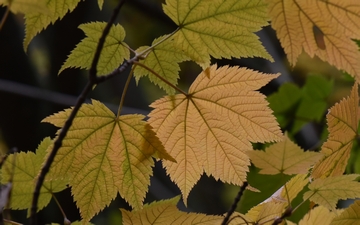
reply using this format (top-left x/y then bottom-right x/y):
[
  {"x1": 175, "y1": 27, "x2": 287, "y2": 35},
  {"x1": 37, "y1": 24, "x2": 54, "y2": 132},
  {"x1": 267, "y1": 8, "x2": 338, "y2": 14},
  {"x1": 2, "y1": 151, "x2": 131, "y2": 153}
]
[
  {"x1": 29, "y1": 0, "x2": 128, "y2": 224},
  {"x1": 222, "y1": 182, "x2": 248, "y2": 225},
  {"x1": 0, "y1": 5, "x2": 11, "y2": 32}
]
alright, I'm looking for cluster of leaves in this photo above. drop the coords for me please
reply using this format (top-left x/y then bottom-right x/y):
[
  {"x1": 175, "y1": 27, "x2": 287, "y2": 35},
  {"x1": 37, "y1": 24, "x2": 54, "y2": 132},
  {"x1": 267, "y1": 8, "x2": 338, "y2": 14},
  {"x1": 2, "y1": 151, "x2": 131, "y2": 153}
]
[{"x1": 1, "y1": 0, "x2": 360, "y2": 224}]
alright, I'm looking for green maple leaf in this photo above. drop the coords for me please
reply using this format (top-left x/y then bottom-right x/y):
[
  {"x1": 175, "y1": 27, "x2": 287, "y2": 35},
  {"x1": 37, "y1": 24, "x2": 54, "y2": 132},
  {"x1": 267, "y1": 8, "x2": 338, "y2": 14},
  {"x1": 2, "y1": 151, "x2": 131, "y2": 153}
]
[
  {"x1": 134, "y1": 36, "x2": 190, "y2": 95},
  {"x1": 23, "y1": 0, "x2": 82, "y2": 50},
  {"x1": 1, "y1": 137, "x2": 67, "y2": 213},
  {"x1": 162, "y1": 0, "x2": 273, "y2": 69},
  {"x1": 42, "y1": 100, "x2": 174, "y2": 222},
  {"x1": 59, "y1": 22, "x2": 130, "y2": 75}
]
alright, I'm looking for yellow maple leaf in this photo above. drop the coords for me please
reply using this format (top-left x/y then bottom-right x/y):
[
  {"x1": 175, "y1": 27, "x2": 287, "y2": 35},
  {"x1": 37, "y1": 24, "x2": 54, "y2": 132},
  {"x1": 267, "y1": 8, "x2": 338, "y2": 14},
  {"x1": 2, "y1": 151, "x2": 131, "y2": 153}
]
[
  {"x1": 162, "y1": 0, "x2": 273, "y2": 69},
  {"x1": 245, "y1": 201, "x2": 287, "y2": 225},
  {"x1": 248, "y1": 134, "x2": 323, "y2": 175},
  {"x1": 134, "y1": 36, "x2": 190, "y2": 95},
  {"x1": 312, "y1": 84, "x2": 359, "y2": 179},
  {"x1": 23, "y1": 0, "x2": 82, "y2": 50},
  {"x1": 303, "y1": 174, "x2": 360, "y2": 211},
  {"x1": 266, "y1": 0, "x2": 360, "y2": 79},
  {"x1": 42, "y1": 100, "x2": 174, "y2": 222},
  {"x1": 121, "y1": 196, "x2": 223, "y2": 224},
  {"x1": 330, "y1": 200, "x2": 360, "y2": 225},
  {"x1": 296, "y1": 206, "x2": 337, "y2": 225},
  {"x1": 59, "y1": 22, "x2": 130, "y2": 75},
  {"x1": 1, "y1": 137, "x2": 67, "y2": 213},
  {"x1": 149, "y1": 65, "x2": 282, "y2": 203}
]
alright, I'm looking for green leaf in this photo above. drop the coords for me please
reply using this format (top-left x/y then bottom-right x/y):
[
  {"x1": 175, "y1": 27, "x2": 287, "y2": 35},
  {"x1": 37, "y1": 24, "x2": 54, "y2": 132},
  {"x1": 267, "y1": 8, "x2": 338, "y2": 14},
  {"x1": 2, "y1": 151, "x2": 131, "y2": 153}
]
[
  {"x1": 59, "y1": 22, "x2": 130, "y2": 75},
  {"x1": 23, "y1": 0, "x2": 82, "y2": 50},
  {"x1": 134, "y1": 36, "x2": 190, "y2": 95},
  {"x1": 1, "y1": 137, "x2": 67, "y2": 213},
  {"x1": 42, "y1": 100, "x2": 174, "y2": 222},
  {"x1": 162, "y1": 0, "x2": 273, "y2": 68}
]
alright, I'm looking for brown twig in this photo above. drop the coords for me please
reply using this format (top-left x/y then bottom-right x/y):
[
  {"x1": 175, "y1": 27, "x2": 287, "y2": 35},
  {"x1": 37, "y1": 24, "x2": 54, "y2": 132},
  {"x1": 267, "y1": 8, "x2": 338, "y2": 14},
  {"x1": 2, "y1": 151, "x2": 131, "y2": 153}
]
[
  {"x1": 29, "y1": 0, "x2": 128, "y2": 224},
  {"x1": 222, "y1": 182, "x2": 248, "y2": 225}
]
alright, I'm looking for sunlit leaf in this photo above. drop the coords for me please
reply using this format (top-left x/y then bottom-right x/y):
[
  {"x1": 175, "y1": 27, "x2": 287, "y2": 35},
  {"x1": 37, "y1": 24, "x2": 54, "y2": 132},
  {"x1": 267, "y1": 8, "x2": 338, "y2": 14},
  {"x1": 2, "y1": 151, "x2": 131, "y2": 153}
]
[
  {"x1": 1, "y1": 137, "x2": 67, "y2": 212},
  {"x1": 163, "y1": 0, "x2": 273, "y2": 68},
  {"x1": 297, "y1": 206, "x2": 337, "y2": 225},
  {"x1": 42, "y1": 100, "x2": 174, "y2": 222},
  {"x1": 266, "y1": 0, "x2": 360, "y2": 79},
  {"x1": 248, "y1": 134, "x2": 322, "y2": 175},
  {"x1": 120, "y1": 196, "x2": 223, "y2": 224},
  {"x1": 23, "y1": 0, "x2": 82, "y2": 50},
  {"x1": 59, "y1": 22, "x2": 130, "y2": 75},
  {"x1": 245, "y1": 201, "x2": 286, "y2": 225},
  {"x1": 134, "y1": 36, "x2": 190, "y2": 95},
  {"x1": 303, "y1": 174, "x2": 360, "y2": 211},
  {"x1": 149, "y1": 64, "x2": 282, "y2": 204},
  {"x1": 312, "y1": 84, "x2": 359, "y2": 179}
]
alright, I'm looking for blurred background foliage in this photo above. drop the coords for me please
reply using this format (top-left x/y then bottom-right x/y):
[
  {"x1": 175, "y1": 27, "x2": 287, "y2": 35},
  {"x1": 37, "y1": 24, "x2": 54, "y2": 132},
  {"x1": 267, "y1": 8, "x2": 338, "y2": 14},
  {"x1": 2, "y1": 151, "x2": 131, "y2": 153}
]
[{"x1": 0, "y1": 0, "x2": 358, "y2": 224}]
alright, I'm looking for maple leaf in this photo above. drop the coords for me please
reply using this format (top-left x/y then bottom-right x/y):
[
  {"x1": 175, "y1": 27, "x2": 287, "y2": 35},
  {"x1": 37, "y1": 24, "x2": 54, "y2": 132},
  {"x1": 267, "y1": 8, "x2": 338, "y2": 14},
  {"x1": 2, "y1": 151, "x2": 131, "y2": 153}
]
[
  {"x1": 59, "y1": 22, "x2": 130, "y2": 75},
  {"x1": 295, "y1": 206, "x2": 337, "y2": 225},
  {"x1": 1, "y1": 137, "x2": 67, "y2": 213},
  {"x1": 121, "y1": 196, "x2": 223, "y2": 224},
  {"x1": 42, "y1": 100, "x2": 174, "y2": 222},
  {"x1": 266, "y1": 0, "x2": 360, "y2": 79},
  {"x1": 134, "y1": 36, "x2": 190, "y2": 95},
  {"x1": 162, "y1": 0, "x2": 273, "y2": 69},
  {"x1": 0, "y1": 0, "x2": 47, "y2": 14},
  {"x1": 312, "y1": 84, "x2": 359, "y2": 179},
  {"x1": 330, "y1": 200, "x2": 360, "y2": 225},
  {"x1": 303, "y1": 174, "x2": 360, "y2": 211},
  {"x1": 23, "y1": 0, "x2": 82, "y2": 50},
  {"x1": 248, "y1": 134, "x2": 322, "y2": 175},
  {"x1": 245, "y1": 201, "x2": 286, "y2": 225},
  {"x1": 149, "y1": 65, "x2": 282, "y2": 203}
]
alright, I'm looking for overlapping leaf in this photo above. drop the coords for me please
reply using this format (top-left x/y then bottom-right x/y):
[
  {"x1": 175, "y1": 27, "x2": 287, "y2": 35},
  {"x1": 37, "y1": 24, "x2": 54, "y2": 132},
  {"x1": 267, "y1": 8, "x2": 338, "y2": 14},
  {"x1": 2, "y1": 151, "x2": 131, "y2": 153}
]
[
  {"x1": 162, "y1": 0, "x2": 273, "y2": 69},
  {"x1": 149, "y1": 65, "x2": 282, "y2": 203},
  {"x1": 331, "y1": 200, "x2": 360, "y2": 225},
  {"x1": 23, "y1": 0, "x2": 82, "y2": 49},
  {"x1": 248, "y1": 134, "x2": 322, "y2": 175},
  {"x1": 1, "y1": 137, "x2": 67, "y2": 212},
  {"x1": 59, "y1": 22, "x2": 130, "y2": 75},
  {"x1": 121, "y1": 196, "x2": 223, "y2": 224},
  {"x1": 312, "y1": 84, "x2": 359, "y2": 179},
  {"x1": 134, "y1": 36, "x2": 190, "y2": 95},
  {"x1": 245, "y1": 201, "x2": 286, "y2": 225},
  {"x1": 303, "y1": 174, "x2": 360, "y2": 211},
  {"x1": 42, "y1": 100, "x2": 174, "y2": 222},
  {"x1": 0, "y1": 0, "x2": 47, "y2": 14},
  {"x1": 266, "y1": 0, "x2": 360, "y2": 79},
  {"x1": 295, "y1": 206, "x2": 337, "y2": 225}
]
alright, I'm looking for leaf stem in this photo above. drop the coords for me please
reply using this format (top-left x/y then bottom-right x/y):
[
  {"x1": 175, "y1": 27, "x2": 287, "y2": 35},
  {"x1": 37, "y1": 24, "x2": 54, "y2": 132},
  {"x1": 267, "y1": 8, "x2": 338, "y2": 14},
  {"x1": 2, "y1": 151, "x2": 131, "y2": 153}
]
[
  {"x1": 133, "y1": 61, "x2": 187, "y2": 95},
  {"x1": 0, "y1": 5, "x2": 11, "y2": 32},
  {"x1": 117, "y1": 67, "x2": 134, "y2": 117},
  {"x1": 222, "y1": 182, "x2": 248, "y2": 225},
  {"x1": 51, "y1": 193, "x2": 68, "y2": 222},
  {"x1": 136, "y1": 27, "x2": 180, "y2": 57}
]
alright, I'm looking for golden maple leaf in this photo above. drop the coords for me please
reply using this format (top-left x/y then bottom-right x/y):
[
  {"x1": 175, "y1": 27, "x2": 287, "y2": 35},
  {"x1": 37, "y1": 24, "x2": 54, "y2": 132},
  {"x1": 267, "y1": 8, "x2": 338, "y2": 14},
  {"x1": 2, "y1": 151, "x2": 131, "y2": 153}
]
[
  {"x1": 149, "y1": 65, "x2": 282, "y2": 204},
  {"x1": 42, "y1": 100, "x2": 174, "y2": 222},
  {"x1": 312, "y1": 84, "x2": 359, "y2": 179},
  {"x1": 266, "y1": 0, "x2": 360, "y2": 79}
]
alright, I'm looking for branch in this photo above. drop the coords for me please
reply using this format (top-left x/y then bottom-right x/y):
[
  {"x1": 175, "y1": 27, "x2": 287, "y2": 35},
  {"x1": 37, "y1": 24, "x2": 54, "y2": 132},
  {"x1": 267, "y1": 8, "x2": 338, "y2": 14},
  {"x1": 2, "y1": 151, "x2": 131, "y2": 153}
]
[
  {"x1": 221, "y1": 182, "x2": 248, "y2": 225},
  {"x1": 30, "y1": 0, "x2": 129, "y2": 224}
]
